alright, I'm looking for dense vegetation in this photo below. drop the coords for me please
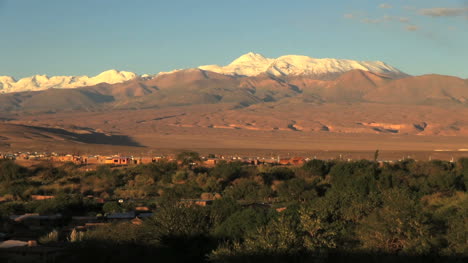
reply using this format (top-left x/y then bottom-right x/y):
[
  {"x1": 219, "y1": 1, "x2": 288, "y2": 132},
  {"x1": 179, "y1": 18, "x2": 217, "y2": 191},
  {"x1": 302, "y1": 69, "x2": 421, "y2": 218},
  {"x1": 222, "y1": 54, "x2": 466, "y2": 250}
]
[{"x1": 0, "y1": 156, "x2": 467, "y2": 262}]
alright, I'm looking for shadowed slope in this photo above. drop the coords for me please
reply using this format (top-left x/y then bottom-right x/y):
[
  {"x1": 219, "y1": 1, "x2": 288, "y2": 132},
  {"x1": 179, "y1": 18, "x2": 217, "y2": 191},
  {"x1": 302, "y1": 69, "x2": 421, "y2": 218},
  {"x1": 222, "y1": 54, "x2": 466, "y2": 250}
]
[
  {"x1": 365, "y1": 74, "x2": 468, "y2": 105},
  {"x1": 0, "y1": 123, "x2": 143, "y2": 149}
]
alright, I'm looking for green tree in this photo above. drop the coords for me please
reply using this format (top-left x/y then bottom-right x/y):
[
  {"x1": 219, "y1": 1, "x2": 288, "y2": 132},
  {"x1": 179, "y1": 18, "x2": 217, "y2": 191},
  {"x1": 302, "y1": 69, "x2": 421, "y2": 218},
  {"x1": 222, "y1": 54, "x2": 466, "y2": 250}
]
[
  {"x1": 430, "y1": 192, "x2": 468, "y2": 256},
  {"x1": 210, "y1": 161, "x2": 245, "y2": 182},
  {"x1": 176, "y1": 151, "x2": 202, "y2": 167},
  {"x1": 223, "y1": 179, "x2": 271, "y2": 202},
  {"x1": 242, "y1": 213, "x2": 302, "y2": 253},
  {"x1": 302, "y1": 159, "x2": 330, "y2": 177},
  {"x1": 299, "y1": 204, "x2": 341, "y2": 251},
  {"x1": 213, "y1": 207, "x2": 273, "y2": 240},
  {"x1": 172, "y1": 170, "x2": 190, "y2": 183},
  {"x1": 144, "y1": 202, "x2": 211, "y2": 238},
  {"x1": 276, "y1": 178, "x2": 315, "y2": 202},
  {"x1": 210, "y1": 198, "x2": 242, "y2": 227},
  {"x1": 209, "y1": 213, "x2": 303, "y2": 262},
  {"x1": 102, "y1": 202, "x2": 123, "y2": 214},
  {"x1": 329, "y1": 160, "x2": 379, "y2": 198},
  {"x1": 457, "y1": 158, "x2": 468, "y2": 190},
  {"x1": 0, "y1": 160, "x2": 28, "y2": 182},
  {"x1": 357, "y1": 189, "x2": 435, "y2": 254}
]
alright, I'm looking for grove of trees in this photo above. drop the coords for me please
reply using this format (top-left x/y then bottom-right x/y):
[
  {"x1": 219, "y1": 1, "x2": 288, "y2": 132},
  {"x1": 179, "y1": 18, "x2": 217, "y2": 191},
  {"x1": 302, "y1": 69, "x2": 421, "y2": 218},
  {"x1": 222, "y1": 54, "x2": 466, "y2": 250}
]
[{"x1": 0, "y1": 157, "x2": 467, "y2": 262}]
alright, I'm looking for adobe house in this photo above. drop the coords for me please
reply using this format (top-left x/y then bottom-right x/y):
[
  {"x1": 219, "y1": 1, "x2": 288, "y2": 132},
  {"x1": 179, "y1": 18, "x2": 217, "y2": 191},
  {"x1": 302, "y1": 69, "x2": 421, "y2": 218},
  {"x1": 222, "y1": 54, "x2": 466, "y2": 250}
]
[
  {"x1": 204, "y1": 158, "x2": 219, "y2": 166},
  {"x1": 278, "y1": 157, "x2": 305, "y2": 166},
  {"x1": 289, "y1": 157, "x2": 305, "y2": 165},
  {"x1": 102, "y1": 157, "x2": 113, "y2": 164},
  {"x1": 104, "y1": 157, "x2": 131, "y2": 165},
  {"x1": 56, "y1": 155, "x2": 71, "y2": 162},
  {"x1": 18, "y1": 153, "x2": 30, "y2": 160},
  {"x1": 85, "y1": 156, "x2": 100, "y2": 164},
  {"x1": 243, "y1": 159, "x2": 263, "y2": 165},
  {"x1": 52, "y1": 155, "x2": 83, "y2": 164},
  {"x1": 134, "y1": 157, "x2": 157, "y2": 164},
  {"x1": 2, "y1": 154, "x2": 16, "y2": 160}
]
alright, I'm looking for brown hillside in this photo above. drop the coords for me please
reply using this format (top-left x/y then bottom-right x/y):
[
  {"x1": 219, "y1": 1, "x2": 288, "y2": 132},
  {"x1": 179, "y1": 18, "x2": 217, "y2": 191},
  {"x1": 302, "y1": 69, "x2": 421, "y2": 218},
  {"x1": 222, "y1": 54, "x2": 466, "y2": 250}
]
[{"x1": 2, "y1": 70, "x2": 468, "y2": 153}]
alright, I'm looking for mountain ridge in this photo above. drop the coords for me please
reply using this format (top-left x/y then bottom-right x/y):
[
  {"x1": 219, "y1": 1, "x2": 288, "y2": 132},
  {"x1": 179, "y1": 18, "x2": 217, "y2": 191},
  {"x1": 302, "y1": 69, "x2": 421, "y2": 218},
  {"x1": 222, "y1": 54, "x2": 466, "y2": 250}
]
[
  {"x1": 0, "y1": 68, "x2": 465, "y2": 114},
  {"x1": 1, "y1": 67, "x2": 468, "y2": 153},
  {"x1": 199, "y1": 52, "x2": 408, "y2": 79},
  {"x1": 0, "y1": 69, "x2": 138, "y2": 93},
  {"x1": 0, "y1": 53, "x2": 409, "y2": 93}
]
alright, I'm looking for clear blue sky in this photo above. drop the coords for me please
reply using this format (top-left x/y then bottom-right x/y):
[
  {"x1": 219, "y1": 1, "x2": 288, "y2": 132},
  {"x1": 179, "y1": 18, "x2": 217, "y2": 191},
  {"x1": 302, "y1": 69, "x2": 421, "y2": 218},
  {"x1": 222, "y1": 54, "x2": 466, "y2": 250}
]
[{"x1": 0, "y1": 0, "x2": 467, "y2": 78}]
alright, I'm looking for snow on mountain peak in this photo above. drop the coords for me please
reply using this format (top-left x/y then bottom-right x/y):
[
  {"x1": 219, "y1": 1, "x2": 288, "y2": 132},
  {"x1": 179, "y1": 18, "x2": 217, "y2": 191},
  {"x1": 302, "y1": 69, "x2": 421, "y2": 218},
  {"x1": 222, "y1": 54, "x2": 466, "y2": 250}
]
[
  {"x1": 199, "y1": 52, "x2": 274, "y2": 76},
  {"x1": 199, "y1": 53, "x2": 406, "y2": 78},
  {"x1": 0, "y1": 70, "x2": 139, "y2": 93},
  {"x1": 0, "y1": 53, "x2": 406, "y2": 94},
  {"x1": 93, "y1": 69, "x2": 137, "y2": 84},
  {"x1": 230, "y1": 52, "x2": 269, "y2": 64}
]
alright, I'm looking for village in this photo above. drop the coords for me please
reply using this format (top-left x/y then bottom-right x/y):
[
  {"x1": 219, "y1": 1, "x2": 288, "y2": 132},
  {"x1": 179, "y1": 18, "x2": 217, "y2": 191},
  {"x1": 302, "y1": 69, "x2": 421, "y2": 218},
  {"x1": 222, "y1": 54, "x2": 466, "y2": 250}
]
[
  {"x1": 0, "y1": 151, "x2": 310, "y2": 262},
  {"x1": 1, "y1": 150, "x2": 465, "y2": 262},
  {"x1": 0, "y1": 151, "x2": 310, "y2": 167}
]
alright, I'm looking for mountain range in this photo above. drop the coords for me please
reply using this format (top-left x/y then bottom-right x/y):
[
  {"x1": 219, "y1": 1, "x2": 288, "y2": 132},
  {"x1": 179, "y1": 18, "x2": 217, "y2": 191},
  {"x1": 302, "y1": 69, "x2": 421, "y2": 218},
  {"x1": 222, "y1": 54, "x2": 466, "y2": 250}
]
[
  {"x1": 199, "y1": 52, "x2": 407, "y2": 78},
  {"x1": 0, "y1": 53, "x2": 467, "y2": 152},
  {"x1": 0, "y1": 53, "x2": 407, "y2": 93},
  {"x1": 0, "y1": 69, "x2": 138, "y2": 93}
]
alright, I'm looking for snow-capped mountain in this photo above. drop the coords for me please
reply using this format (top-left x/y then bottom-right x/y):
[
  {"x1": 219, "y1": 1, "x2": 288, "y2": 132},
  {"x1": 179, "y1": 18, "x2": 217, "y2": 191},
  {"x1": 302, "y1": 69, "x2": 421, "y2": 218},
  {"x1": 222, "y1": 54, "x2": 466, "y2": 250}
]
[
  {"x1": 0, "y1": 53, "x2": 408, "y2": 93},
  {"x1": 200, "y1": 52, "x2": 274, "y2": 76},
  {"x1": 0, "y1": 69, "x2": 138, "y2": 93},
  {"x1": 199, "y1": 52, "x2": 407, "y2": 78}
]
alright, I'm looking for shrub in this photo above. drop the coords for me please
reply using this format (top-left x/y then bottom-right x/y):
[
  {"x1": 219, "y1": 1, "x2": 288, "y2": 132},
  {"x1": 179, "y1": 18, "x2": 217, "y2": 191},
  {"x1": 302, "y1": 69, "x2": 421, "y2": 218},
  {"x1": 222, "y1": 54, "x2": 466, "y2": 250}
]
[{"x1": 39, "y1": 229, "x2": 59, "y2": 244}]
